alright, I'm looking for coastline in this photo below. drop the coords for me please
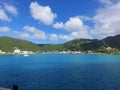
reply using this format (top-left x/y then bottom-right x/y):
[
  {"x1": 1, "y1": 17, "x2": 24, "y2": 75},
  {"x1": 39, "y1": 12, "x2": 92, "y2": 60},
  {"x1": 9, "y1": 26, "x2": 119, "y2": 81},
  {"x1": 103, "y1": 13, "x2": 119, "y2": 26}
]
[{"x1": 0, "y1": 51, "x2": 120, "y2": 56}]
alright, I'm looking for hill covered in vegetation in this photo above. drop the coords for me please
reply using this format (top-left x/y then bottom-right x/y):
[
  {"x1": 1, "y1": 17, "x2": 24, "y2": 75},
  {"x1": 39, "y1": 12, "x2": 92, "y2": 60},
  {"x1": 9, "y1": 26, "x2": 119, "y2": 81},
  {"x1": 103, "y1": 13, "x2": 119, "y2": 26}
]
[
  {"x1": 103, "y1": 35, "x2": 120, "y2": 49},
  {"x1": 38, "y1": 34, "x2": 120, "y2": 53},
  {"x1": 0, "y1": 36, "x2": 41, "y2": 52},
  {"x1": 63, "y1": 39, "x2": 103, "y2": 51},
  {"x1": 0, "y1": 34, "x2": 120, "y2": 54}
]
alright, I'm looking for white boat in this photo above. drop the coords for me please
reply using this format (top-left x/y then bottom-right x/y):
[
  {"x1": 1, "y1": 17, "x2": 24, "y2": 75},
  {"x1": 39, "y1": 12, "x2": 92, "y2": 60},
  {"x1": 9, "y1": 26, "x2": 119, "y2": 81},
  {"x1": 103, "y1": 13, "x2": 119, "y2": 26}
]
[{"x1": 23, "y1": 54, "x2": 29, "y2": 56}]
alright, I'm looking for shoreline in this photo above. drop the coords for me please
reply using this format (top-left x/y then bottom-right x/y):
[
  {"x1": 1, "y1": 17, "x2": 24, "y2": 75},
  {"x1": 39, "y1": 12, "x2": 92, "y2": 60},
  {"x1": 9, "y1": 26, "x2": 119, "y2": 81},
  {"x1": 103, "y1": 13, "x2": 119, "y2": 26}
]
[{"x1": 0, "y1": 52, "x2": 120, "y2": 55}]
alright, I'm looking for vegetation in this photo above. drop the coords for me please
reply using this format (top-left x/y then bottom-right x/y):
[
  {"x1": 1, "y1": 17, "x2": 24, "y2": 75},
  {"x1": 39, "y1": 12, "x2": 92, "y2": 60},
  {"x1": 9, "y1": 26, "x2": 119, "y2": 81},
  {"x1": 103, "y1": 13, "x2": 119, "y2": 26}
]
[
  {"x1": 0, "y1": 36, "x2": 41, "y2": 52},
  {"x1": 38, "y1": 44, "x2": 64, "y2": 52},
  {"x1": 0, "y1": 34, "x2": 120, "y2": 54},
  {"x1": 63, "y1": 39, "x2": 103, "y2": 51},
  {"x1": 103, "y1": 34, "x2": 120, "y2": 49}
]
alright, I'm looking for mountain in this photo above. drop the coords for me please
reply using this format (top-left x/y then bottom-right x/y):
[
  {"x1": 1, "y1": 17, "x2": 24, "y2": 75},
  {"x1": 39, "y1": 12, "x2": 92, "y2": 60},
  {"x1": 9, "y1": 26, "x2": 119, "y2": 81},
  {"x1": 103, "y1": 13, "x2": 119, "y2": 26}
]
[
  {"x1": 37, "y1": 44, "x2": 64, "y2": 52},
  {"x1": 61, "y1": 35, "x2": 120, "y2": 53},
  {"x1": 37, "y1": 39, "x2": 104, "y2": 52},
  {"x1": 0, "y1": 36, "x2": 41, "y2": 52},
  {"x1": 63, "y1": 39, "x2": 103, "y2": 51},
  {"x1": 0, "y1": 34, "x2": 120, "y2": 53},
  {"x1": 103, "y1": 35, "x2": 120, "y2": 49}
]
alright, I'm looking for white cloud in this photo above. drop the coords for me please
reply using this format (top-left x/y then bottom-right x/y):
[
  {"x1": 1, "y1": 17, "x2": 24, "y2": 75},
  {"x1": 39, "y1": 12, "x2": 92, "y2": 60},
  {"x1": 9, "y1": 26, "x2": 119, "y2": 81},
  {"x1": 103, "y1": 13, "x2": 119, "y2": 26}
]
[
  {"x1": 22, "y1": 26, "x2": 47, "y2": 40},
  {"x1": 64, "y1": 17, "x2": 84, "y2": 31},
  {"x1": 59, "y1": 30, "x2": 91, "y2": 41},
  {"x1": 49, "y1": 29, "x2": 91, "y2": 41},
  {"x1": 53, "y1": 17, "x2": 85, "y2": 31},
  {"x1": 50, "y1": 34, "x2": 58, "y2": 41},
  {"x1": 53, "y1": 22, "x2": 64, "y2": 29},
  {"x1": 0, "y1": 26, "x2": 11, "y2": 32},
  {"x1": 99, "y1": 0, "x2": 112, "y2": 4},
  {"x1": 30, "y1": 1, "x2": 57, "y2": 25},
  {"x1": 19, "y1": 32, "x2": 30, "y2": 38},
  {"x1": 4, "y1": 4, "x2": 18, "y2": 15},
  {"x1": 0, "y1": 26, "x2": 47, "y2": 41},
  {"x1": 53, "y1": 17, "x2": 91, "y2": 41},
  {"x1": 0, "y1": 9, "x2": 11, "y2": 21},
  {"x1": 24, "y1": 26, "x2": 36, "y2": 33},
  {"x1": 92, "y1": 1, "x2": 120, "y2": 38},
  {"x1": 78, "y1": 16, "x2": 91, "y2": 21},
  {"x1": 0, "y1": 3, "x2": 18, "y2": 21}
]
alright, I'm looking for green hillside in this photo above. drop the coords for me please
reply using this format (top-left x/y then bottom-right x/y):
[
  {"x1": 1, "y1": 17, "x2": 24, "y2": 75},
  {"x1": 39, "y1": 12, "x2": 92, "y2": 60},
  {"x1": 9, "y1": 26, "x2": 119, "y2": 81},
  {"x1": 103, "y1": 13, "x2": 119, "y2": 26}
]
[
  {"x1": 0, "y1": 34, "x2": 120, "y2": 53},
  {"x1": 63, "y1": 39, "x2": 103, "y2": 51},
  {"x1": 38, "y1": 44, "x2": 64, "y2": 52},
  {"x1": 0, "y1": 36, "x2": 41, "y2": 52},
  {"x1": 103, "y1": 35, "x2": 120, "y2": 49},
  {"x1": 38, "y1": 35, "x2": 120, "y2": 53}
]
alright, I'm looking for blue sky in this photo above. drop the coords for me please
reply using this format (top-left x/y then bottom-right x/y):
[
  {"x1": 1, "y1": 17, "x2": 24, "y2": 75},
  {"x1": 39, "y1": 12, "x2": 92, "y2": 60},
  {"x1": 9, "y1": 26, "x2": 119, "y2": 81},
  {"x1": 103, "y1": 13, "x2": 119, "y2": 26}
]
[{"x1": 0, "y1": 0, "x2": 120, "y2": 44}]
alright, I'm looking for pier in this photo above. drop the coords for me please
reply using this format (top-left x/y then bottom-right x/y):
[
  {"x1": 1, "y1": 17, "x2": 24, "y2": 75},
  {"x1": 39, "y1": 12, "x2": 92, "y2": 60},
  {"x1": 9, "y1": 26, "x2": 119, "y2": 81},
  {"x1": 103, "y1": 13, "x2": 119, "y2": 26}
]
[
  {"x1": 0, "y1": 85, "x2": 18, "y2": 90},
  {"x1": 0, "y1": 87, "x2": 10, "y2": 90}
]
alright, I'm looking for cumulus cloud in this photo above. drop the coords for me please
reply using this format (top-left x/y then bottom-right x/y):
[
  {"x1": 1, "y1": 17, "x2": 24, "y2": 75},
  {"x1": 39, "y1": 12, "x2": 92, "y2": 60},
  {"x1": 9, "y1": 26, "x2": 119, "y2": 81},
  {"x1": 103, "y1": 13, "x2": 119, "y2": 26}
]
[
  {"x1": 50, "y1": 34, "x2": 58, "y2": 41},
  {"x1": 0, "y1": 9, "x2": 11, "y2": 21},
  {"x1": 22, "y1": 26, "x2": 47, "y2": 40},
  {"x1": 4, "y1": 4, "x2": 18, "y2": 15},
  {"x1": 53, "y1": 17, "x2": 85, "y2": 31},
  {"x1": 59, "y1": 30, "x2": 91, "y2": 41},
  {"x1": 0, "y1": 26, "x2": 47, "y2": 41},
  {"x1": 53, "y1": 17, "x2": 87, "y2": 32},
  {"x1": 0, "y1": 26, "x2": 11, "y2": 32},
  {"x1": 0, "y1": 3, "x2": 18, "y2": 21},
  {"x1": 91, "y1": 1, "x2": 120, "y2": 38},
  {"x1": 64, "y1": 17, "x2": 84, "y2": 31},
  {"x1": 30, "y1": 2, "x2": 57, "y2": 25},
  {"x1": 53, "y1": 17, "x2": 91, "y2": 41},
  {"x1": 50, "y1": 30, "x2": 91, "y2": 41},
  {"x1": 53, "y1": 22, "x2": 64, "y2": 29}
]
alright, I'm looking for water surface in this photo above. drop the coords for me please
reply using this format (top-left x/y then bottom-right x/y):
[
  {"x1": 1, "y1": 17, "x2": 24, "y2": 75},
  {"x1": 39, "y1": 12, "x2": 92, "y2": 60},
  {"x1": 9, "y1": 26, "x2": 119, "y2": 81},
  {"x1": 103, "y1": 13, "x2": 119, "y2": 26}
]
[{"x1": 0, "y1": 54, "x2": 120, "y2": 90}]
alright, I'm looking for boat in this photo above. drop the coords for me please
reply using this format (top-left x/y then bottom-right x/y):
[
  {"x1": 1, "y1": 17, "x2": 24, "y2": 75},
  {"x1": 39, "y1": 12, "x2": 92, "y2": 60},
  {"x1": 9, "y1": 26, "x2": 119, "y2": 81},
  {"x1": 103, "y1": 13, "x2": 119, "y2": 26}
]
[{"x1": 23, "y1": 54, "x2": 29, "y2": 56}]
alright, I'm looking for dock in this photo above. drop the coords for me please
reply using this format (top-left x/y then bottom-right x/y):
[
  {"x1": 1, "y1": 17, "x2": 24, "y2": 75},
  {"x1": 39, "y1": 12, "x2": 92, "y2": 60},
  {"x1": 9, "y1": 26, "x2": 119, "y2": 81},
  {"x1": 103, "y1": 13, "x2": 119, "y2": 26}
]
[
  {"x1": 0, "y1": 87, "x2": 10, "y2": 90},
  {"x1": 0, "y1": 85, "x2": 18, "y2": 90}
]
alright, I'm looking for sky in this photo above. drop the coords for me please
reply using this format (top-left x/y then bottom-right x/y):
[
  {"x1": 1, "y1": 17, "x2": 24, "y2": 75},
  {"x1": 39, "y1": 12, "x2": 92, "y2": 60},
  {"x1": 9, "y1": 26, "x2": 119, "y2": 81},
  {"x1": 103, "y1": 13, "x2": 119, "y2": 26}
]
[{"x1": 0, "y1": 0, "x2": 120, "y2": 44}]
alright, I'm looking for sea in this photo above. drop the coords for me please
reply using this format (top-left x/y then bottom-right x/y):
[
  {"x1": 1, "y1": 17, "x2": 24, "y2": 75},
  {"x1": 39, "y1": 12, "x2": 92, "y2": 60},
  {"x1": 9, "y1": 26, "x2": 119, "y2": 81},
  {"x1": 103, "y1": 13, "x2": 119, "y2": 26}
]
[{"x1": 0, "y1": 54, "x2": 120, "y2": 90}]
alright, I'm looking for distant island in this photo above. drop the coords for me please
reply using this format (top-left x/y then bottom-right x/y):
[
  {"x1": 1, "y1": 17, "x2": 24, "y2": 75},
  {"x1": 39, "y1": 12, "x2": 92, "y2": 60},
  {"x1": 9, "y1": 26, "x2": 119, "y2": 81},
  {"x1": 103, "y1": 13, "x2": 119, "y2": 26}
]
[{"x1": 0, "y1": 34, "x2": 120, "y2": 55}]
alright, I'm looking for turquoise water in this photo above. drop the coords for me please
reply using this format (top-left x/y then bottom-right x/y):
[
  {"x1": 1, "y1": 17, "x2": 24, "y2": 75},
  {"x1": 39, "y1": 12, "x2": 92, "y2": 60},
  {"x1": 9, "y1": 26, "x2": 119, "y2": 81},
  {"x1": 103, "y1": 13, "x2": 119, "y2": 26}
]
[{"x1": 0, "y1": 54, "x2": 120, "y2": 90}]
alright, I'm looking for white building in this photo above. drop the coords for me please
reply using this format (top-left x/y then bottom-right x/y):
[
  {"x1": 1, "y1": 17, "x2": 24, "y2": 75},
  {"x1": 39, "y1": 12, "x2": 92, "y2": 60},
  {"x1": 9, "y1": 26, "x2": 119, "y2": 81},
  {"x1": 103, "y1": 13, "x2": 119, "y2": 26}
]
[
  {"x1": 14, "y1": 48, "x2": 21, "y2": 54},
  {"x1": 107, "y1": 47, "x2": 112, "y2": 50},
  {"x1": 0, "y1": 50, "x2": 6, "y2": 54},
  {"x1": 22, "y1": 51, "x2": 29, "y2": 54}
]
